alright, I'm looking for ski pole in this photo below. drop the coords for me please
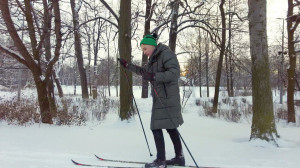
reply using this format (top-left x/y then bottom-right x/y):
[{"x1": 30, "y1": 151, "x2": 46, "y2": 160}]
[
  {"x1": 121, "y1": 68, "x2": 153, "y2": 157},
  {"x1": 150, "y1": 82, "x2": 199, "y2": 168}
]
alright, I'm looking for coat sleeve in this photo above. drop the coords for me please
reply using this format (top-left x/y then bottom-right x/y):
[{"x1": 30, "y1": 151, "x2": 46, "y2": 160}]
[
  {"x1": 126, "y1": 63, "x2": 147, "y2": 76},
  {"x1": 155, "y1": 51, "x2": 180, "y2": 83}
]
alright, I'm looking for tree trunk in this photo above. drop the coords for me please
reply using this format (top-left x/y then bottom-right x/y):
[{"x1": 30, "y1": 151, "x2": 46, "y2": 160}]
[
  {"x1": 119, "y1": 0, "x2": 133, "y2": 120},
  {"x1": 93, "y1": 20, "x2": 103, "y2": 99},
  {"x1": 47, "y1": 76, "x2": 57, "y2": 117},
  {"x1": 198, "y1": 30, "x2": 202, "y2": 97},
  {"x1": 107, "y1": 38, "x2": 111, "y2": 97},
  {"x1": 33, "y1": 73, "x2": 53, "y2": 124},
  {"x1": 212, "y1": 0, "x2": 226, "y2": 113},
  {"x1": 169, "y1": 0, "x2": 180, "y2": 52},
  {"x1": 228, "y1": 1, "x2": 234, "y2": 97},
  {"x1": 225, "y1": 52, "x2": 230, "y2": 96},
  {"x1": 52, "y1": 0, "x2": 63, "y2": 99},
  {"x1": 141, "y1": 0, "x2": 153, "y2": 98},
  {"x1": 70, "y1": 0, "x2": 89, "y2": 99},
  {"x1": 87, "y1": 33, "x2": 92, "y2": 96},
  {"x1": 287, "y1": 0, "x2": 296, "y2": 123},
  {"x1": 53, "y1": 70, "x2": 64, "y2": 98},
  {"x1": 43, "y1": 0, "x2": 57, "y2": 117},
  {"x1": 229, "y1": 51, "x2": 234, "y2": 96},
  {"x1": 205, "y1": 32, "x2": 210, "y2": 97},
  {"x1": 248, "y1": 0, "x2": 279, "y2": 145},
  {"x1": 73, "y1": 60, "x2": 77, "y2": 95},
  {"x1": 17, "y1": 69, "x2": 22, "y2": 101}
]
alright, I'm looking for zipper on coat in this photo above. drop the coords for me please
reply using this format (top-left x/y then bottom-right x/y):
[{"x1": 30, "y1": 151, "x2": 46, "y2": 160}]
[{"x1": 163, "y1": 83, "x2": 168, "y2": 98}]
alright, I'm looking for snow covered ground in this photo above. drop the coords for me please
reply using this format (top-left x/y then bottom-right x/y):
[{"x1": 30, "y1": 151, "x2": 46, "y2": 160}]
[{"x1": 1, "y1": 86, "x2": 300, "y2": 168}]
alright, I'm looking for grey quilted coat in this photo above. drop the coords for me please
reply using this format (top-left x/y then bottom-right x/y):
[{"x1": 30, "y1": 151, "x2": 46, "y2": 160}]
[{"x1": 127, "y1": 43, "x2": 184, "y2": 130}]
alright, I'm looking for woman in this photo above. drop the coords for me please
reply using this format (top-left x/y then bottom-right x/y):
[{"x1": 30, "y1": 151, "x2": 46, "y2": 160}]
[{"x1": 118, "y1": 34, "x2": 184, "y2": 168}]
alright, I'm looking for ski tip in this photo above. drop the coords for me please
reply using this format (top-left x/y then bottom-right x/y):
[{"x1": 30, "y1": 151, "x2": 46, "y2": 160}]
[
  {"x1": 71, "y1": 159, "x2": 89, "y2": 166},
  {"x1": 94, "y1": 154, "x2": 104, "y2": 160},
  {"x1": 71, "y1": 159, "x2": 79, "y2": 165}
]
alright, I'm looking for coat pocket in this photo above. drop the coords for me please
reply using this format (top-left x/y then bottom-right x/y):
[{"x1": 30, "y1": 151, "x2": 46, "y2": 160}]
[
  {"x1": 165, "y1": 83, "x2": 179, "y2": 97},
  {"x1": 153, "y1": 85, "x2": 167, "y2": 98}
]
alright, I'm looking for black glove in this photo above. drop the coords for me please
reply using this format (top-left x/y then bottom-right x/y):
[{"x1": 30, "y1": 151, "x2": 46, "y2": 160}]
[
  {"x1": 143, "y1": 72, "x2": 155, "y2": 81},
  {"x1": 118, "y1": 58, "x2": 128, "y2": 68}
]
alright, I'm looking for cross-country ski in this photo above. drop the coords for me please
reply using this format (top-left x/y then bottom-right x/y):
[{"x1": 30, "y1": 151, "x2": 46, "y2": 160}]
[
  {"x1": 94, "y1": 154, "x2": 204, "y2": 168},
  {"x1": 71, "y1": 157, "x2": 218, "y2": 168}
]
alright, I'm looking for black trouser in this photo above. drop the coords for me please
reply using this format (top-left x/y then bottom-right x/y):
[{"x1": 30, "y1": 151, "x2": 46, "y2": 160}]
[{"x1": 152, "y1": 128, "x2": 183, "y2": 161}]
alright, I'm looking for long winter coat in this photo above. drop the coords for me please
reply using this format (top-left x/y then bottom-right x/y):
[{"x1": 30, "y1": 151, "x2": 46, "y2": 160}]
[{"x1": 127, "y1": 43, "x2": 183, "y2": 130}]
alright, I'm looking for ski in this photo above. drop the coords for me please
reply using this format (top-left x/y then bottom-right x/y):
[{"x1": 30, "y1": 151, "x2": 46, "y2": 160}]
[
  {"x1": 94, "y1": 154, "x2": 216, "y2": 168},
  {"x1": 72, "y1": 155, "x2": 218, "y2": 168},
  {"x1": 73, "y1": 158, "x2": 218, "y2": 168},
  {"x1": 71, "y1": 159, "x2": 143, "y2": 168},
  {"x1": 95, "y1": 154, "x2": 147, "y2": 165}
]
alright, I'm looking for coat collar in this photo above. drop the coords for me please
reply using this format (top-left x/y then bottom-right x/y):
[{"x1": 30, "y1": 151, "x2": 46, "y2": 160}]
[{"x1": 148, "y1": 43, "x2": 169, "y2": 64}]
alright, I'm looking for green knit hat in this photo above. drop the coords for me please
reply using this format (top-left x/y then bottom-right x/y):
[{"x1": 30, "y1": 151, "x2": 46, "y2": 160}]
[{"x1": 140, "y1": 34, "x2": 157, "y2": 46}]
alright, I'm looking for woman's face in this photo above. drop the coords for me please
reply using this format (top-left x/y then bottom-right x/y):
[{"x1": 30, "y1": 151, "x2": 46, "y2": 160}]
[{"x1": 141, "y1": 44, "x2": 156, "y2": 57}]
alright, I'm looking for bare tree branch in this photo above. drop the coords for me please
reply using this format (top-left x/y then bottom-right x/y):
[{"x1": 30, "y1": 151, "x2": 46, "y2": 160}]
[
  {"x1": 99, "y1": 0, "x2": 119, "y2": 23},
  {"x1": 45, "y1": 0, "x2": 62, "y2": 82},
  {"x1": 226, "y1": 12, "x2": 247, "y2": 21},
  {"x1": 179, "y1": 1, "x2": 204, "y2": 17},
  {"x1": 79, "y1": 16, "x2": 118, "y2": 29},
  {"x1": 294, "y1": 0, "x2": 300, "y2": 6},
  {"x1": 150, "y1": 20, "x2": 171, "y2": 34},
  {"x1": 24, "y1": 0, "x2": 39, "y2": 60},
  {"x1": 16, "y1": 0, "x2": 26, "y2": 14},
  {"x1": 0, "y1": 44, "x2": 28, "y2": 68},
  {"x1": 0, "y1": 0, "x2": 36, "y2": 67}
]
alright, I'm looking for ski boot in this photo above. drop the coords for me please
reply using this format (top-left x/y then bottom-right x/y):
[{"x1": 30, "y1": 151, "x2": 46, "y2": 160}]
[
  {"x1": 145, "y1": 158, "x2": 167, "y2": 168},
  {"x1": 166, "y1": 156, "x2": 185, "y2": 166}
]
